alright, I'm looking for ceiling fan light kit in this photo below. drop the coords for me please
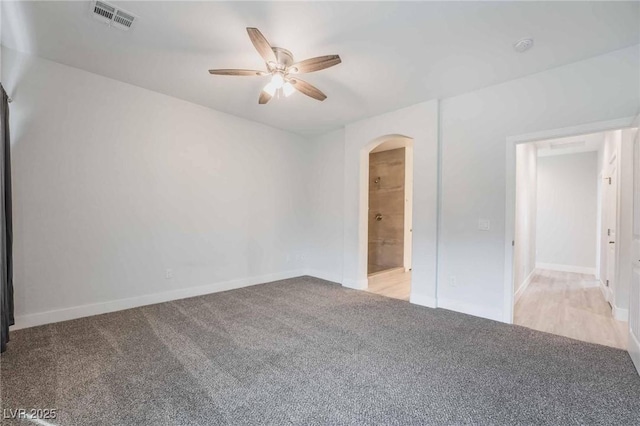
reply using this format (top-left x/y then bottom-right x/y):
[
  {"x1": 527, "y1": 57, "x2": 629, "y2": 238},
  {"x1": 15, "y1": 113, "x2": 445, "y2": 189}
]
[
  {"x1": 209, "y1": 28, "x2": 341, "y2": 104},
  {"x1": 282, "y1": 82, "x2": 295, "y2": 97}
]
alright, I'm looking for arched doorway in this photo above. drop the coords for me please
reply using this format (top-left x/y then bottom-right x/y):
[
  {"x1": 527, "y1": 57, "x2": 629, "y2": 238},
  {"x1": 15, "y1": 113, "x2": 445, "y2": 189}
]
[{"x1": 362, "y1": 135, "x2": 414, "y2": 300}]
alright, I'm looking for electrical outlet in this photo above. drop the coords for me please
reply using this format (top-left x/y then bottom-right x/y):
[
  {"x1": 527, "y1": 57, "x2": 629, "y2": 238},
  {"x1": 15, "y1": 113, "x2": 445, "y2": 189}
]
[
  {"x1": 478, "y1": 219, "x2": 490, "y2": 231},
  {"x1": 165, "y1": 269, "x2": 173, "y2": 279},
  {"x1": 449, "y1": 276, "x2": 457, "y2": 287}
]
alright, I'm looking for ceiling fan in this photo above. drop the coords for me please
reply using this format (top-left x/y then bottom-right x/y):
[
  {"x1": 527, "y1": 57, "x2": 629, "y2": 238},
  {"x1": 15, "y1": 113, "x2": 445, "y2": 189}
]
[{"x1": 209, "y1": 27, "x2": 341, "y2": 104}]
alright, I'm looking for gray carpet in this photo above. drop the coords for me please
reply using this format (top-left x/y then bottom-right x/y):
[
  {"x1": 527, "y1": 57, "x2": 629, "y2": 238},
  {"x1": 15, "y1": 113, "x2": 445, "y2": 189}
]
[{"x1": 1, "y1": 276, "x2": 639, "y2": 425}]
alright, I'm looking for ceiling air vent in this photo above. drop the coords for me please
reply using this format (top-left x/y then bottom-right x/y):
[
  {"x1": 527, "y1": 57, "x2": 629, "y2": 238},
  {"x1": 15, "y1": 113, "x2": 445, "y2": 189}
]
[
  {"x1": 92, "y1": 1, "x2": 136, "y2": 31},
  {"x1": 113, "y1": 10, "x2": 135, "y2": 29},
  {"x1": 93, "y1": 1, "x2": 114, "y2": 22}
]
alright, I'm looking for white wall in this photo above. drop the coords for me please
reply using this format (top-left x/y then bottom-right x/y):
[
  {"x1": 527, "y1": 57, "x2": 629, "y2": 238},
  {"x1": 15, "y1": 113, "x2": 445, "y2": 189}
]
[
  {"x1": 439, "y1": 45, "x2": 639, "y2": 321},
  {"x1": 596, "y1": 129, "x2": 633, "y2": 319},
  {"x1": 304, "y1": 45, "x2": 639, "y2": 322},
  {"x1": 514, "y1": 143, "x2": 537, "y2": 296},
  {"x1": 4, "y1": 42, "x2": 640, "y2": 328},
  {"x1": 536, "y1": 152, "x2": 598, "y2": 272},
  {"x1": 3, "y1": 47, "x2": 310, "y2": 328},
  {"x1": 304, "y1": 129, "x2": 345, "y2": 283},
  {"x1": 343, "y1": 101, "x2": 439, "y2": 307},
  {"x1": 306, "y1": 102, "x2": 439, "y2": 308},
  {"x1": 617, "y1": 129, "x2": 635, "y2": 318}
]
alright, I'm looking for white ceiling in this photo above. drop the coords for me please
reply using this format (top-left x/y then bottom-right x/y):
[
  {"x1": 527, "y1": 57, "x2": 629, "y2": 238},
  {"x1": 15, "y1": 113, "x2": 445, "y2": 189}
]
[
  {"x1": 535, "y1": 132, "x2": 605, "y2": 157},
  {"x1": 2, "y1": 1, "x2": 639, "y2": 135}
]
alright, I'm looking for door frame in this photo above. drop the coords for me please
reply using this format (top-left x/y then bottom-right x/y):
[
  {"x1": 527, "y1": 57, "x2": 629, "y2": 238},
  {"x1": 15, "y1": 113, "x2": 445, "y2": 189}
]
[
  {"x1": 503, "y1": 116, "x2": 637, "y2": 324},
  {"x1": 367, "y1": 143, "x2": 413, "y2": 276},
  {"x1": 629, "y1": 114, "x2": 640, "y2": 374},
  {"x1": 605, "y1": 154, "x2": 618, "y2": 304},
  {"x1": 362, "y1": 136, "x2": 414, "y2": 279}
]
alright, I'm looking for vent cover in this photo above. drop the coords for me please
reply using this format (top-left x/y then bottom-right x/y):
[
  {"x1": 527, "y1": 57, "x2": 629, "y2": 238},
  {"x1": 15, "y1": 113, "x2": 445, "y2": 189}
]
[
  {"x1": 93, "y1": 1, "x2": 114, "y2": 21},
  {"x1": 113, "y1": 10, "x2": 135, "y2": 29},
  {"x1": 92, "y1": 1, "x2": 136, "y2": 31}
]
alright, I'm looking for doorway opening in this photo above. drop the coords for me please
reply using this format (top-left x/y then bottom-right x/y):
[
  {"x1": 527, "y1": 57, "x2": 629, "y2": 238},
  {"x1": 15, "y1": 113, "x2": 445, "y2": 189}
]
[
  {"x1": 511, "y1": 128, "x2": 635, "y2": 349},
  {"x1": 365, "y1": 136, "x2": 413, "y2": 301}
]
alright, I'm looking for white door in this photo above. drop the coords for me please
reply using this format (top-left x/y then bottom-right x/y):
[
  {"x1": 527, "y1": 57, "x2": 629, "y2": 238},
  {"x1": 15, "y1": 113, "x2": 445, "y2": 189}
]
[
  {"x1": 630, "y1": 123, "x2": 640, "y2": 374},
  {"x1": 606, "y1": 161, "x2": 618, "y2": 302}
]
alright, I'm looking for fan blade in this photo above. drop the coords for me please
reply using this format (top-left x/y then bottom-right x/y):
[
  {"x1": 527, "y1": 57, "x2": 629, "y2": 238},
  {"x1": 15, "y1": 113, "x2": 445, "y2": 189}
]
[
  {"x1": 290, "y1": 78, "x2": 327, "y2": 101},
  {"x1": 247, "y1": 27, "x2": 277, "y2": 64},
  {"x1": 209, "y1": 69, "x2": 266, "y2": 76},
  {"x1": 289, "y1": 55, "x2": 341, "y2": 74},
  {"x1": 258, "y1": 91, "x2": 272, "y2": 104}
]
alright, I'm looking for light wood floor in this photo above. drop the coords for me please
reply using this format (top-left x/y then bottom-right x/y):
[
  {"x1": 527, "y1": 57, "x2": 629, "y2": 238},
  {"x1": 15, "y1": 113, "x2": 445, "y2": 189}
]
[
  {"x1": 514, "y1": 269, "x2": 628, "y2": 349},
  {"x1": 366, "y1": 267, "x2": 411, "y2": 301}
]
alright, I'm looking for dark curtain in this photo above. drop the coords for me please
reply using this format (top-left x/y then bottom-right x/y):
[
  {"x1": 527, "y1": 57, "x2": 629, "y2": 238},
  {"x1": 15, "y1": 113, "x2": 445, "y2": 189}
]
[{"x1": 0, "y1": 84, "x2": 13, "y2": 353}]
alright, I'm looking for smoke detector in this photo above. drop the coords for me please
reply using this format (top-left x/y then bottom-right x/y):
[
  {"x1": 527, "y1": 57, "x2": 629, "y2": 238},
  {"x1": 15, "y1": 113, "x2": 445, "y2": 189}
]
[
  {"x1": 92, "y1": 1, "x2": 136, "y2": 31},
  {"x1": 514, "y1": 38, "x2": 534, "y2": 53}
]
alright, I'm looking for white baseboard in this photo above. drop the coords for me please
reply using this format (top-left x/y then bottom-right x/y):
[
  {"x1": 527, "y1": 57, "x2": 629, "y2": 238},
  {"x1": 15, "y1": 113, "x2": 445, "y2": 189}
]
[
  {"x1": 307, "y1": 269, "x2": 438, "y2": 309},
  {"x1": 536, "y1": 262, "x2": 596, "y2": 275},
  {"x1": 514, "y1": 269, "x2": 536, "y2": 303},
  {"x1": 341, "y1": 277, "x2": 368, "y2": 290},
  {"x1": 8, "y1": 268, "x2": 505, "y2": 332},
  {"x1": 409, "y1": 292, "x2": 436, "y2": 308},
  {"x1": 596, "y1": 281, "x2": 628, "y2": 321},
  {"x1": 613, "y1": 305, "x2": 629, "y2": 322},
  {"x1": 629, "y1": 330, "x2": 640, "y2": 376},
  {"x1": 437, "y1": 298, "x2": 503, "y2": 322},
  {"x1": 598, "y1": 279, "x2": 609, "y2": 301},
  {"x1": 302, "y1": 269, "x2": 341, "y2": 284},
  {"x1": 599, "y1": 280, "x2": 615, "y2": 304},
  {"x1": 11, "y1": 269, "x2": 306, "y2": 330},
  {"x1": 605, "y1": 285, "x2": 614, "y2": 303}
]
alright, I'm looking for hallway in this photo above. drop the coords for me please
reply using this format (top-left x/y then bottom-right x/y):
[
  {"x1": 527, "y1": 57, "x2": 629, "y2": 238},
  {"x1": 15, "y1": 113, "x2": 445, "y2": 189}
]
[{"x1": 515, "y1": 269, "x2": 628, "y2": 349}]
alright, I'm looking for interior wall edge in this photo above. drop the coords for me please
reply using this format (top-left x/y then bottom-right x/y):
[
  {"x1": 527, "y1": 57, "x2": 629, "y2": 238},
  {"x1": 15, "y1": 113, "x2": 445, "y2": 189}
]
[{"x1": 514, "y1": 268, "x2": 537, "y2": 304}]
